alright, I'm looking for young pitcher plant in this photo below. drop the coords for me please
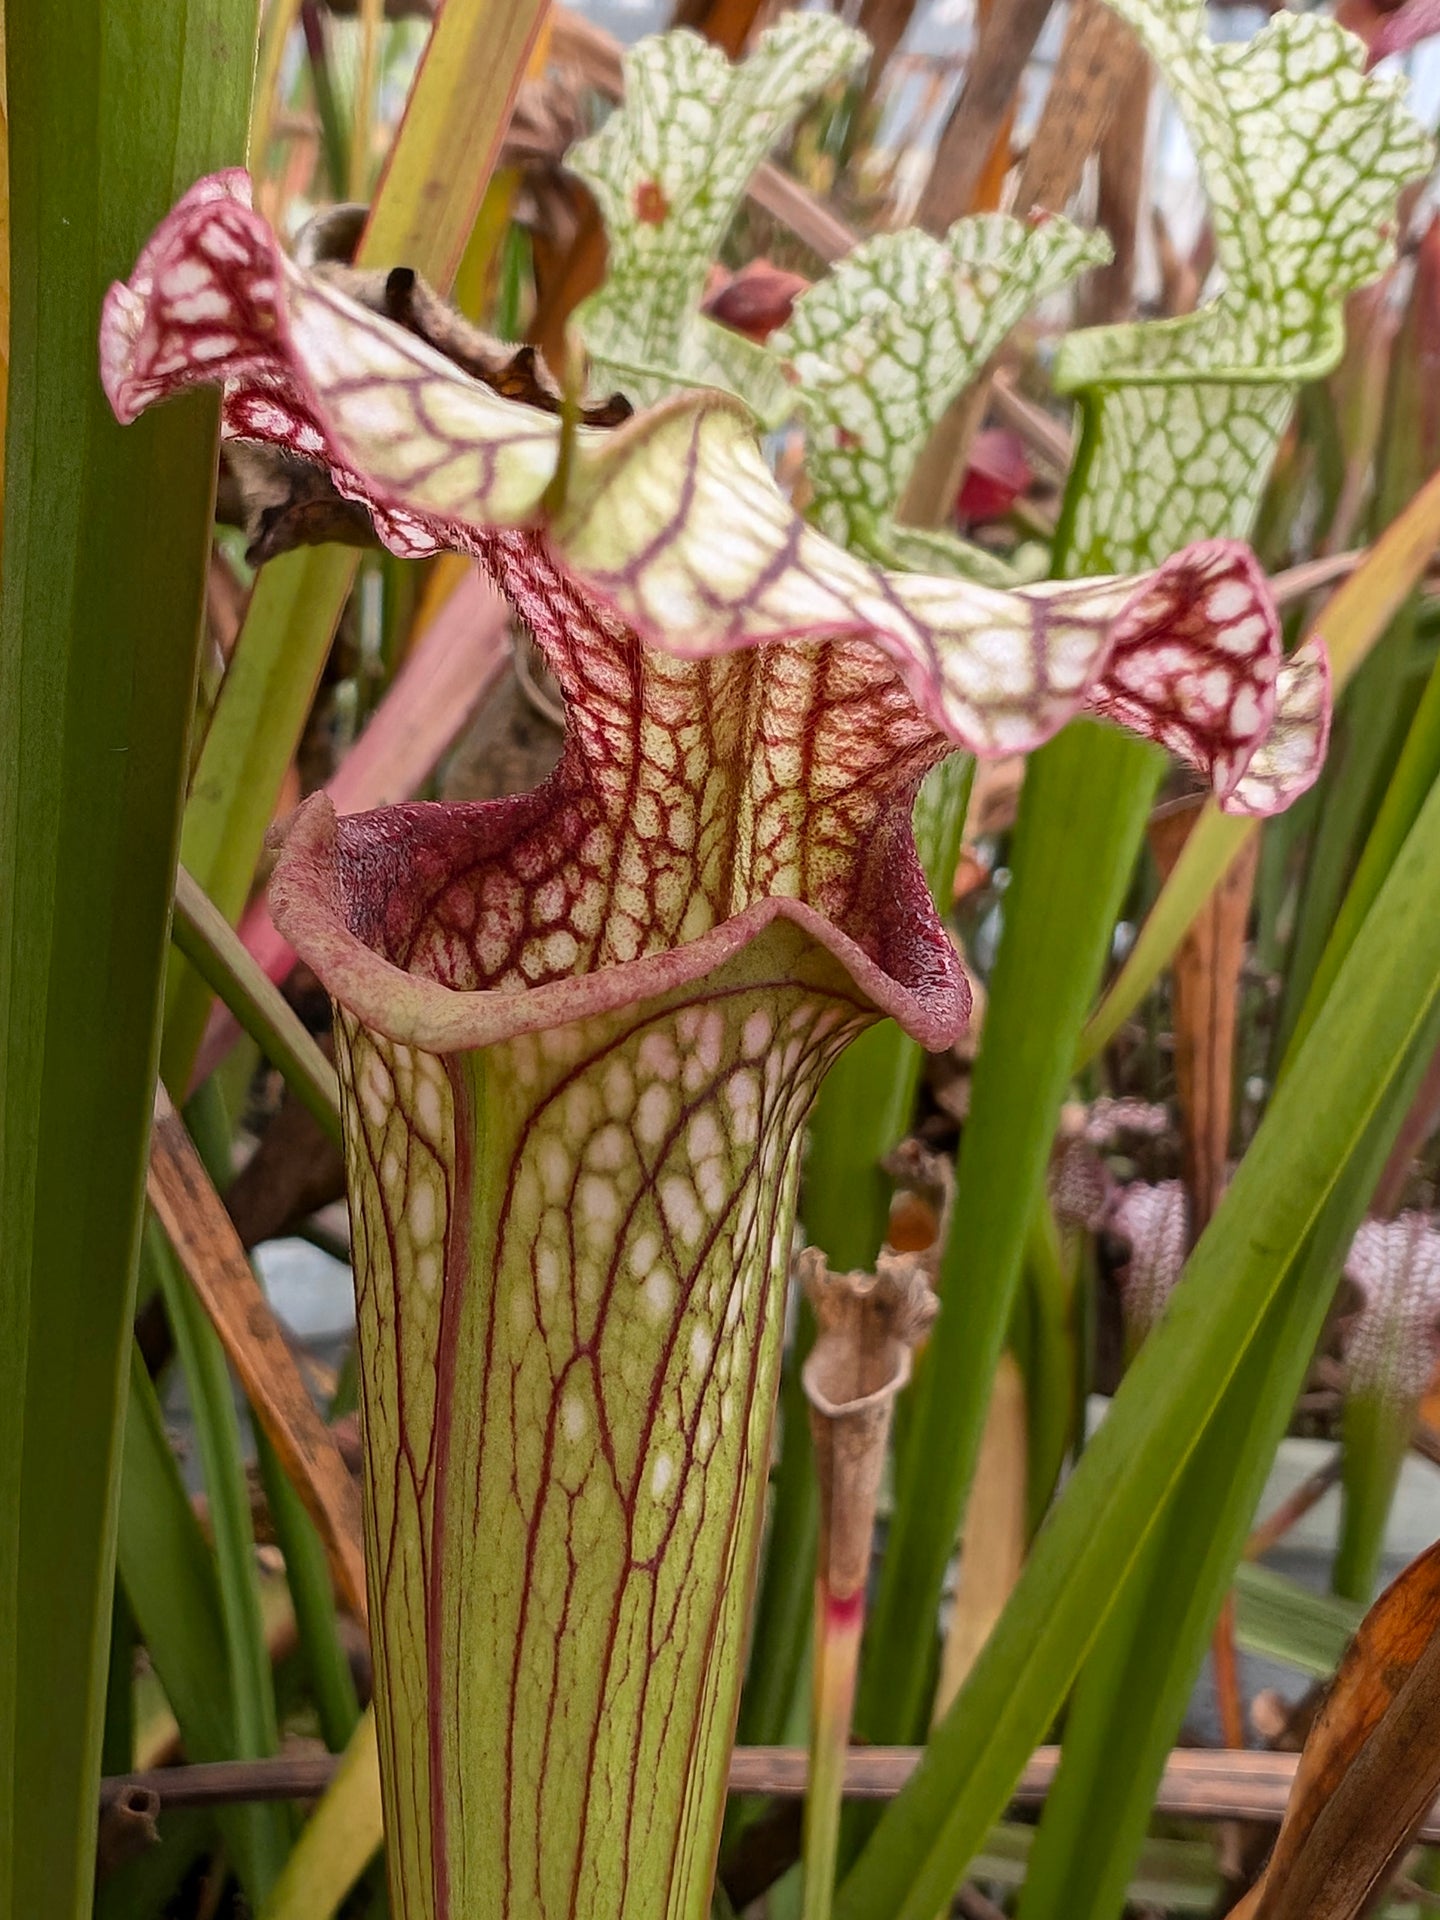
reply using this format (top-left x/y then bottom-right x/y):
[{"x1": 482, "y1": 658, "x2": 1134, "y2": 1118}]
[{"x1": 102, "y1": 20, "x2": 1331, "y2": 1918}]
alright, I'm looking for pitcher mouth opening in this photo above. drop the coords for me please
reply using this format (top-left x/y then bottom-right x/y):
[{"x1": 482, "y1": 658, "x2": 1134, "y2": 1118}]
[{"x1": 269, "y1": 788, "x2": 971, "y2": 1060}]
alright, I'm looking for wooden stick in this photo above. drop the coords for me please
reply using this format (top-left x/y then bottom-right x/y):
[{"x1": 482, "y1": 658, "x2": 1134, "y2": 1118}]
[{"x1": 96, "y1": 1743, "x2": 1440, "y2": 1842}]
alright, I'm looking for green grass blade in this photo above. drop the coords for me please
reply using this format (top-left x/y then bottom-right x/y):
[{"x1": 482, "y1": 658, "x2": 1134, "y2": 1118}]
[
  {"x1": 974, "y1": 1825, "x2": 1221, "y2": 1913},
  {"x1": 117, "y1": 1347, "x2": 233, "y2": 1754},
  {"x1": 179, "y1": 1045, "x2": 356, "y2": 1755},
  {"x1": 148, "y1": 1214, "x2": 293, "y2": 1897},
  {"x1": 0, "y1": 5, "x2": 253, "y2": 1911},
  {"x1": 1281, "y1": 222, "x2": 1440, "y2": 1069},
  {"x1": 171, "y1": 863, "x2": 342, "y2": 1144},
  {"x1": 1272, "y1": 608, "x2": 1417, "y2": 1068},
  {"x1": 735, "y1": 1346, "x2": 819, "y2": 1751},
  {"x1": 301, "y1": 3, "x2": 352, "y2": 198},
  {"x1": 117, "y1": 1343, "x2": 271, "y2": 1895},
  {"x1": 163, "y1": 547, "x2": 359, "y2": 1087},
  {"x1": 1021, "y1": 1203, "x2": 1080, "y2": 1530},
  {"x1": 835, "y1": 768, "x2": 1440, "y2": 1920},
  {"x1": 255, "y1": 1425, "x2": 361, "y2": 1753},
  {"x1": 1287, "y1": 641, "x2": 1440, "y2": 1066},
  {"x1": 1232, "y1": 1563, "x2": 1364, "y2": 1679},
  {"x1": 1334, "y1": 1388, "x2": 1412, "y2": 1603},
  {"x1": 101, "y1": 1583, "x2": 136, "y2": 1777},
  {"x1": 258, "y1": 1710, "x2": 384, "y2": 1920}
]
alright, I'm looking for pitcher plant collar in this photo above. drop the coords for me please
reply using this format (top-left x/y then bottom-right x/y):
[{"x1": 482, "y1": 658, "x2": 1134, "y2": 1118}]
[{"x1": 104, "y1": 172, "x2": 1328, "y2": 1049}]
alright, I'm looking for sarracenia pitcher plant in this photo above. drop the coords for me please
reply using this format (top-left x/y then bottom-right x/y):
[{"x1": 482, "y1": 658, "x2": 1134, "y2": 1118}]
[{"x1": 103, "y1": 146, "x2": 1324, "y2": 1919}]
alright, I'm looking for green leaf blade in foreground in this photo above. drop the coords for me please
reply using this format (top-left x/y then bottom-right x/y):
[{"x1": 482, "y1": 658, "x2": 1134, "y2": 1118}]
[
  {"x1": 856, "y1": 0, "x2": 1429, "y2": 1769},
  {"x1": 838, "y1": 764, "x2": 1440, "y2": 1920},
  {"x1": 0, "y1": 5, "x2": 253, "y2": 1913}
]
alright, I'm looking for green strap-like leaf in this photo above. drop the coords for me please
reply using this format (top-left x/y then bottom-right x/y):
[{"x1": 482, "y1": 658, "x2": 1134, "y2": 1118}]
[
  {"x1": 0, "y1": 4, "x2": 253, "y2": 1912},
  {"x1": 774, "y1": 216, "x2": 1108, "y2": 554},
  {"x1": 568, "y1": 15, "x2": 866, "y2": 419},
  {"x1": 1056, "y1": 0, "x2": 1431, "y2": 568}
]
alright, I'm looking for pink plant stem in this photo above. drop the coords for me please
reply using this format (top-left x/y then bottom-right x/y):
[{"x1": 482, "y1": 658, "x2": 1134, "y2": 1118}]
[
  {"x1": 188, "y1": 569, "x2": 508, "y2": 1092},
  {"x1": 797, "y1": 1248, "x2": 933, "y2": 1920},
  {"x1": 805, "y1": 1584, "x2": 867, "y2": 1920},
  {"x1": 1371, "y1": 1032, "x2": 1440, "y2": 1216}
]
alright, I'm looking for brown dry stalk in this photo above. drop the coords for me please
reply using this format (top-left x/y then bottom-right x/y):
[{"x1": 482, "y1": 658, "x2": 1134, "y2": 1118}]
[
  {"x1": 1012, "y1": 0, "x2": 1143, "y2": 216},
  {"x1": 1244, "y1": 1454, "x2": 1343, "y2": 1561},
  {"x1": 100, "y1": 1744, "x2": 1440, "y2": 1838},
  {"x1": 147, "y1": 1088, "x2": 368, "y2": 1621},
  {"x1": 665, "y1": 0, "x2": 770, "y2": 58},
  {"x1": 856, "y1": 0, "x2": 923, "y2": 112},
  {"x1": 1150, "y1": 798, "x2": 1261, "y2": 1233},
  {"x1": 934, "y1": 1351, "x2": 1028, "y2": 1713},
  {"x1": 1373, "y1": 1032, "x2": 1440, "y2": 1216},
  {"x1": 916, "y1": 0, "x2": 1055, "y2": 233},
  {"x1": 1082, "y1": 50, "x2": 1153, "y2": 325}
]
